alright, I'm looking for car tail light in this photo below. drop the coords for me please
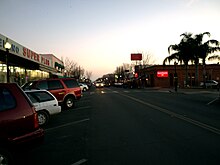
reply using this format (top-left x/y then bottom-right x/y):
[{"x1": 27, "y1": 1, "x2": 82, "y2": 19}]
[{"x1": 33, "y1": 108, "x2": 39, "y2": 129}]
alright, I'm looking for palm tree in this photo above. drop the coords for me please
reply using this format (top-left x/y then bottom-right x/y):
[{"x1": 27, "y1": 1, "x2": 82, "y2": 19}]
[
  {"x1": 194, "y1": 32, "x2": 220, "y2": 83},
  {"x1": 164, "y1": 33, "x2": 194, "y2": 87}
]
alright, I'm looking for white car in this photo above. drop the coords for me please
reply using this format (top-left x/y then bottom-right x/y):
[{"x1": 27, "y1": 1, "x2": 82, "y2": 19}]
[
  {"x1": 25, "y1": 90, "x2": 61, "y2": 126},
  {"x1": 200, "y1": 80, "x2": 219, "y2": 88},
  {"x1": 79, "y1": 83, "x2": 89, "y2": 91}
]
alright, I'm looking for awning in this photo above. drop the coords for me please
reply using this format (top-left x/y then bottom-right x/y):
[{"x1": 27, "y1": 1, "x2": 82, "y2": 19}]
[{"x1": 39, "y1": 64, "x2": 57, "y2": 73}]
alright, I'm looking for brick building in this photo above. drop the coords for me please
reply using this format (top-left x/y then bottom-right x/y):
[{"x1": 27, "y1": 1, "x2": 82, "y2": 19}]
[{"x1": 138, "y1": 64, "x2": 220, "y2": 88}]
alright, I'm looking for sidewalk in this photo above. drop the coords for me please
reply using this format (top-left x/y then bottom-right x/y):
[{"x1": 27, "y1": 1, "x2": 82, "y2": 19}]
[
  {"x1": 142, "y1": 86, "x2": 220, "y2": 95},
  {"x1": 164, "y1": 87, "x2": 220, "y2": 95}
]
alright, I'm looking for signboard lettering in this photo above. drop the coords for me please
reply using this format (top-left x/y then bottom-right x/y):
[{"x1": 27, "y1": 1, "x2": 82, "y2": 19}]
[{"x1": 157, "y1": 71, "x2": 168, "y2": 78}]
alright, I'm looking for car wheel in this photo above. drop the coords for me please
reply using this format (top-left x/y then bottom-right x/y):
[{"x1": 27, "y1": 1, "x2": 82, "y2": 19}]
[
  {"x1": 37, "y1": 111, "x2": 49, "y2": 126},
  {"x1": 64, "y1": 96, "x2": 75, "y2": 109},
  {"x1": 83, "y1": 87, "x2": 87, "y2": 92},
  {"x1": 0, "y1": 148, "x2": 12, "y2": 165}
]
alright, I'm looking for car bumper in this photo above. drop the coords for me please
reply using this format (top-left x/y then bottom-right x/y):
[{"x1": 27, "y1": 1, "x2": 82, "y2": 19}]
[
  {"x1": 48, "y1": 106, "x2": 62, "y2": 115},
  {"x1": 8, "y1": 128, "x2": 44, "y2": 147}
]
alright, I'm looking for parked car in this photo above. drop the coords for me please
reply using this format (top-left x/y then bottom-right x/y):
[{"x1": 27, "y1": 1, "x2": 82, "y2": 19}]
[
  {"x1": 0, "y1": 83, "x2": 44, "y2": 164},
  {"x1": 24, "y1": 90, "x2": 61, "y2": 126},
  {"x1": 200, "y1": 80, "x2": 219, "y2": 88},
  {"x1": 79, "y1": 83, "x2": 89, "y2": 92},
  {"x1": 22, "y1": 78, "x2": 82, "y2": 109}
]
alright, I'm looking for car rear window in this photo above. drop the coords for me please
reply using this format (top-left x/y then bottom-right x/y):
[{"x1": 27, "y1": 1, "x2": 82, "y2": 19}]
[
  {"x1": 26, "y1": 91, "x2": 55, "y2": 103},
  {"x1": 63, "y1": 79, "x2": 79, "y2": 88},
  {"x1": 0, "y1": 87, "x2": 16, "y2": 112}
]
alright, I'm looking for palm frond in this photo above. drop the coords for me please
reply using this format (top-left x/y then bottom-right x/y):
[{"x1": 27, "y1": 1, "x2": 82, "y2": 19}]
[{"x1": 208, "y1": 55, "x2": 220, "y2": 61}]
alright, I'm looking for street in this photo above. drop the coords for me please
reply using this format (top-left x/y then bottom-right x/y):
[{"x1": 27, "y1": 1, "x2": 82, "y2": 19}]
[{"x1": 15, "y1": 87, "x2": 220, "y2": 165}]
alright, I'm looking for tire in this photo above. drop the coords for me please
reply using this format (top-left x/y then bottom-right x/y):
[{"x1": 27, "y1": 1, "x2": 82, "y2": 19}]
[
  {"x1": 0, "y1": 148, "x2": 12, "y2": 165},
  {"x1": 83, "y1": 87, "x2": 87, "y2": 92},
  {"x1": 37, "y1": 111, "x2": 49, "y2": 126},
  {"x1": 64, "y1": 96, "x2": 75, "y2": 109}
]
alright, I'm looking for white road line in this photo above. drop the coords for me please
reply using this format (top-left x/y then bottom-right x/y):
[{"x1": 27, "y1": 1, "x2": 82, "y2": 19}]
[
  {"x1": 74, "y1": 106, "x2": 91, "y2": 110},
  {"x1": 119, "y1": 93, "x2": 220, "y2": 135},
  {"x1": 45, "y1": 118, "x2": 90, "y2": 132},
  {"x1": 123, "y1": 90, "x2": 129, "y2": 93},
  {"x1": 207, "y1": 97, "x2": 219, "y2": 105},
  {"x1": 71, "y1": 159, "x2": 87, "y2": 165}
]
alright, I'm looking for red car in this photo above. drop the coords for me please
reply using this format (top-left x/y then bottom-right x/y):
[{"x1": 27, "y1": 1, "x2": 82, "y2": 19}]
[
  {"x1": 22, "y1": 78, "x2": 82, "y2": 109},
  {"x1": 0, "y1": 83, "x2": 44, "y2": 164}
]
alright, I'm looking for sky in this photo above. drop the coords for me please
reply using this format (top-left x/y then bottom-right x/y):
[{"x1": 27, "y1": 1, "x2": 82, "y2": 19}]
[{"x1": 0, "y1": 0, "x2": 220, "y2": 80}]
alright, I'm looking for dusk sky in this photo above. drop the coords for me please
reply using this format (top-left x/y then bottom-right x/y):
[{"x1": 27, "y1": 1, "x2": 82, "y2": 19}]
[{"x1": 1, "y1": 0, "x2": 220, "y2": 80}]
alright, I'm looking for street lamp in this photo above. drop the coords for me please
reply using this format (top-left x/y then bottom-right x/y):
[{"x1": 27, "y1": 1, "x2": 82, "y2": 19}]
[
  {"x1": 4, "y1": 38, "x2": 11, "y2": 83},
  {"x1": 174, "y1": 61, "x2": 178, "y2": 92}
]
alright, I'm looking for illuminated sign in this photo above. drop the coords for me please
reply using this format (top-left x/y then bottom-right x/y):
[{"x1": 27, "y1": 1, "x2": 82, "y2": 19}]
[
  {"x1": 131, "y1": 53, "x2": 142, "y2": 61},
  {"x1": 134, "y1": 73, "x2": 138, "y2": 78},
  {"x1": 157, "y1": 71, "x2": 168, "y2": 78}
]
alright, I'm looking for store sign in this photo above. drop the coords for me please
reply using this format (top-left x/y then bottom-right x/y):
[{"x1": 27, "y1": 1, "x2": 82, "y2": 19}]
[
  {"x1": 0, "y1": 33, "x2": 51, "y2": 67},
  {"x1": 23, "y1": 47, "x2": 51, "y2": 66},
  {"x1": 0, "y1": 34, "x2": 21, "y2": 54},
  {"x1": 131, "y1": 53, "x2": 142, "y2": 61},
  {"x1": 23, "y1": 47, "x2": 40, "y2": 62},
  {"x1": 157, "y1": 71, "x2": 168, "y2": 78}
]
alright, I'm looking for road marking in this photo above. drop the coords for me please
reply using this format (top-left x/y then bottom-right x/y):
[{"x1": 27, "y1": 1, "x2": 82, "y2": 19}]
[
  {"x1": 75, "y1": 106, "x2": 91, "y2": 110},
  {"x1": 71, "y1": 158, "x2": 87, "y2": 165},
  {"x1": 119, "y1": 93, "x2": 220, "y2": 135},
  {"x1": 207, "y1": 97, "x2": 219, "y2": 105},
  {"x1": 123, "y1": 90, "x2": 129, "y2": 93},
  {"x1": 45, "y1": 118, "x2": 90, "y2": 132}
]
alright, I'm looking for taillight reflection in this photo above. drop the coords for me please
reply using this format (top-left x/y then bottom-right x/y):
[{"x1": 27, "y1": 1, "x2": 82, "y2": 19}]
[{"x1": 33, "y1": 107, "x2": 39, "y2": 129}]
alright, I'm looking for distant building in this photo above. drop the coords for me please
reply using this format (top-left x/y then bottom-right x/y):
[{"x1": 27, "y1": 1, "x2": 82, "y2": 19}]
[{"x1": 138, "y1": 64, "x2": 220, "y2": 88}]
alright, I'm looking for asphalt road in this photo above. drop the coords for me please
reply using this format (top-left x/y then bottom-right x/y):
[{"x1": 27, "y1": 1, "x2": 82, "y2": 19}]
[{"x1": 15, "y1": 87, "x2": 220, "y2": 165}]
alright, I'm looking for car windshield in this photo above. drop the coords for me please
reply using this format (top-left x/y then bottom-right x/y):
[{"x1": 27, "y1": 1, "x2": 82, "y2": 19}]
[{"x1": 1, "y1": 1, "x2": 220, "y2": 165}]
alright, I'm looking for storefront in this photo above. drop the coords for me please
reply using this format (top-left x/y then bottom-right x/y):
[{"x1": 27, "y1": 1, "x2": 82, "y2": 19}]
[
  {"x1": 0, "y1": 33, "x2": 63, "y2": 85},
  {"x1": 138, "y1": 64, "x2": 220, "y2": 88}
]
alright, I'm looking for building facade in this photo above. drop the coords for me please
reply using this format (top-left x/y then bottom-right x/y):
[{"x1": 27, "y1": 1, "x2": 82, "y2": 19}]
[
  {"x1": 138, "y1": 64, "x2": 220, "y2": 88},
  {"x1": 0, "y1": 33, "x2": 64, "y2": 85}
]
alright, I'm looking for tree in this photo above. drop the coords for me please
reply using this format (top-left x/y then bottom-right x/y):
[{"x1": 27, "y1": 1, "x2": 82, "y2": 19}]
[
  {"x1": 195, "y1": 32, "x2": 220, "y2": 82},
  {"x1": 163, "y1": 32, "x2": 194, "y2": 87},
  {"x1": 64, "y1": 57, "x2": 78, "y2": 77},
  {"x1": 164, "y1": 32, "x2": 220, "y2": 87},
  {"x1": 86, "y1": 71, "x2": 93, "y2": 80},
  {"x1": 64, "y1": 57, "x2": 85, "y2": 78}
]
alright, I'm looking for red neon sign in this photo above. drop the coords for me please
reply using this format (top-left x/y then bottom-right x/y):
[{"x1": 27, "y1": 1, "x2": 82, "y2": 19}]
[{"x1": 157, "y1": 71, "x2": 168, "y2": 78}]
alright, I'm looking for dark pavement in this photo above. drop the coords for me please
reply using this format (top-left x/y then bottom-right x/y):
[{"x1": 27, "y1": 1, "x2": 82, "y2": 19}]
[{"x1": 15, "y1": 86, "x2": 220, "y2": 165}]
